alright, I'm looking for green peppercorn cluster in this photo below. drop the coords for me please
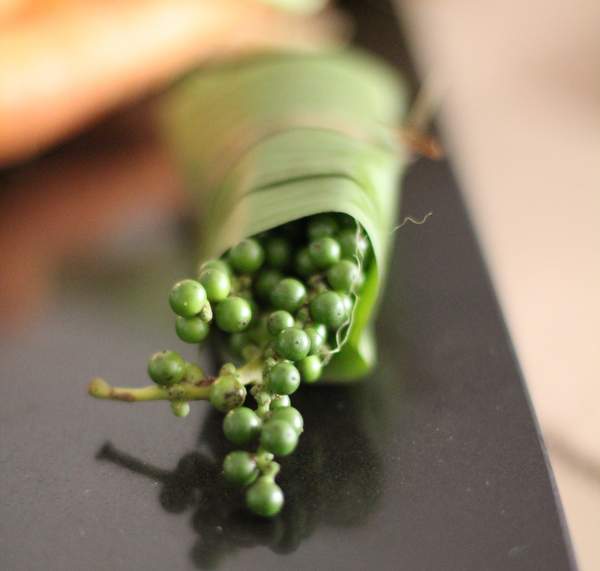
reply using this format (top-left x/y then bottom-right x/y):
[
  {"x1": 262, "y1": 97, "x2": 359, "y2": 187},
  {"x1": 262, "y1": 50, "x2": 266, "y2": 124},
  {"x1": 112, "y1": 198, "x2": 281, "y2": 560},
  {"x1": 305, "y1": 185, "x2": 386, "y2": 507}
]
[{"x1": 146, "y1": 213, "x2": 370, "y2": 517}]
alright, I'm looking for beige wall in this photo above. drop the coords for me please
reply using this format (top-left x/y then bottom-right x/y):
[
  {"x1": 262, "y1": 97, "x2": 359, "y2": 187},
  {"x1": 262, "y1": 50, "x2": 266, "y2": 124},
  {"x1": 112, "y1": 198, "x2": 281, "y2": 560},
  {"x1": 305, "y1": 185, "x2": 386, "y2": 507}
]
[{"x1": 398, "y1": 0, "x2": 600, "y2": 568}]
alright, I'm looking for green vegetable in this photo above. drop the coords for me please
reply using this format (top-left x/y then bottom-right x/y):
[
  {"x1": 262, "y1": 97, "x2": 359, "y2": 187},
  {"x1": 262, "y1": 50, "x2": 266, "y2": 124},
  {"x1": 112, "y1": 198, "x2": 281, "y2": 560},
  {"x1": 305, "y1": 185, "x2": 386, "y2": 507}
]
[
  {"x1": 215, "y1": 296, "x2": 252, "y2": 333},
  {"x1": 169, "y1": 279, "x2": 207, "y2": 318},
  {"x1": 267, "y1": 310, "x2": 295, "y2": 336},
  {"x1": 228, "y1": 239, "x2": 265, "y2": 274},
  {"x1": 246, "y1": 477, "x2": 284, "y2": 517},
  {"x1": 198, "y1": 268, "x2": 231, "y2": 302},
  {"x1": 223, "y1": 451, "x2": 259, "y2": 487},
  {"x1": 270, "y1": 406, "x2": 304, "y2": 434},
  {"x1": 260, "y1": 420, "x2": 299, "y2": 456},
  {"x1": 275, "y1": 328, "x2": 311, "y2": 361},
  {"x1": 308, "y1": 236, "x2": 341, "y2": 269},
  {"x1": 175, "y1": 316, "x2": 210, "y2": 343},
  {"x1": 223, "y1": 407, "x2": 262, "y2": 445},
  {"x1": 209, "y1": 375, "x2": 246, "y2": 412},
  {"x1": 147, "y1": 351, "x2": 186, "y2": 386},
  {"x1": 270, "y1": 278, "x2": 306, "y2": 313},
  {"x1": 268, "y1": 362, "x2": 301, "y2": 395},
  {"x1": 88, "y1": 50, "x2": 407, "y2": 519},
  {"x1": 310, "y1": 291, "x2": 347, "y2": 329}
]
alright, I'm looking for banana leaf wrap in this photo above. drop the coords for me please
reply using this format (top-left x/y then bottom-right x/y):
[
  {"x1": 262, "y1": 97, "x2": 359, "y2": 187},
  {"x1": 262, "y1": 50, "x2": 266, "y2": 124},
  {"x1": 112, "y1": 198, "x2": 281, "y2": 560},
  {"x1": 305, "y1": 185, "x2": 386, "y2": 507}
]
[{"x1": 162, "y1": 50, "x2": 408, "y2": 381}]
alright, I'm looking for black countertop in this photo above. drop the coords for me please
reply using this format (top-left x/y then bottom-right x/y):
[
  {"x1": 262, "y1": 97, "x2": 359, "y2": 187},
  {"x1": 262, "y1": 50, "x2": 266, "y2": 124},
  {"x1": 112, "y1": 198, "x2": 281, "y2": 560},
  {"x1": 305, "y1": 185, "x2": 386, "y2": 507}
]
[{"x1": 0, "y1": 157, "x2": 575, "y2": 570}]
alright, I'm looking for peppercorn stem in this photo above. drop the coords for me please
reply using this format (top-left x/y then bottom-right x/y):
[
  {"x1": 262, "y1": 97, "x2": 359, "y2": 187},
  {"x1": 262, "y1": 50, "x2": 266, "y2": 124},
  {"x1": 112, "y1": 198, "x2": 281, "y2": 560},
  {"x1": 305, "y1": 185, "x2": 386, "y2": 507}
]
[
  {"x1": 88, "y1": 377, "x2": 213, "y2": 402},
  {"x1": 87, "y1": 358, "x2": 264, "y2": 403}
]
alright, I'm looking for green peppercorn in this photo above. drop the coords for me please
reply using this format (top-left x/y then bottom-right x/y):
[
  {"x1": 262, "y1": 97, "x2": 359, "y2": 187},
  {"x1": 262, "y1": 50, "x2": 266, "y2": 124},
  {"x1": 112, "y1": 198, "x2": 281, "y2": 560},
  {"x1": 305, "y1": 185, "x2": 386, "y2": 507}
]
[
  {"x1": 297, "y1": 355, "x2": 322, "y2": 383},
  {"x1": 307, "y1": 214, "x2": 339, "y2": 240},
  {"x1": 183, "y1": 362, "x2": 204, "y2": 383},
  {"x1": 295, "y1": 247, "x2": 317, "y2": 277},
  {"x1": 308, "y1": 236, "x2": 341, "y2": 269},
  {"x1": 198, "y1": 269, "x2": 231, "y2": 302},
  {"x1": 337, "y1": 228, "x2": 369, "y2": 260},
  {"x1": 254, "y1": 269, "x2": 283, "y2": 301},
  {"x1": 270, "y1": 278, "x2": 306, "y2": 313},
  {"x1": 200, "y1": 259, "x2": 232, "y2": 276},
  {"x1": 175, "y1": 316, "x2": 210, "y2": 343},
  {"x1": 270, "y1": 395, "x2": 291, "y2": 410},
  {"x1": 260, "y1": 419, "x2": 298, "y2": 456},
  {"x1": 228, "y1": 239, "x2": 265, "y2": 274},
  {"x1": 223, "y1": 407, "x2": 262, "y2": 445},
  {"x1": 246, "y1": 477, "x2": 284, "y2": 517},
  {"x1": 275, "y1": 328, "x2": 310, "y2": 361},
  {"x1": 310, "y1": 291, "x2": 347, "y2": 329},
  {"x1": 268, "y1": 362, "x2": 301, "y2": 395},
  {"x1": 209, "y1": 374, "x2": 246, "y2": 412},
  {"x1": 326, "y1": 260, "x2": 360, "y2": 292},
  {"x1": 265, "y1": 237, "x2": 292, "y2": 269},
  {"x1": 223, "y1": 451, "x2": 259, "y2": 487},
  {"x1": 171, "y1": 401, "x2": 190, "y2": 418},
  {"x1": 340, "y1": 293, "x2": 354, "y2": 316},
  {"x1": 270, "y1": 406, "x2": 304, "y2": 434},
  {"x1": 169, "y1": 279, "x2": 207, "y2": 317},
  {"x1": 267, "y1": 310, "x2": 295, "y2": 336},
  {"x1": 305, "y1": 325, "x2": 326, "y2": 355},
  {"x1": 215, "y1": 296, "x2": 252, "y2": 333},
  {"x1": 147, "y1": 351, "x2": 186, "y2": 386}
]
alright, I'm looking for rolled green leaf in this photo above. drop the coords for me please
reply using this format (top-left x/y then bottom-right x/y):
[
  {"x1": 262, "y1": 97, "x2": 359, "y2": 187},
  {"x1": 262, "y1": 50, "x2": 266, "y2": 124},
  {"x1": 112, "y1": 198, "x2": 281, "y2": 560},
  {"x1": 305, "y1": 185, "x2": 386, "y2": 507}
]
[{"x1": 162, "y1": 51, "x2": 408, "y2": 380}]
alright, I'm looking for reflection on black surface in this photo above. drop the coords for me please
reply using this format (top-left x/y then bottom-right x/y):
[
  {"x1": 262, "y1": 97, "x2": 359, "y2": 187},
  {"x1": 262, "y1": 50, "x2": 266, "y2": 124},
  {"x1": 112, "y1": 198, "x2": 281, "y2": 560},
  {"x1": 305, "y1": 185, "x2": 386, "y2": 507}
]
[{"x1": 97, "y1": 383, "x2": 384, "y2": 569}]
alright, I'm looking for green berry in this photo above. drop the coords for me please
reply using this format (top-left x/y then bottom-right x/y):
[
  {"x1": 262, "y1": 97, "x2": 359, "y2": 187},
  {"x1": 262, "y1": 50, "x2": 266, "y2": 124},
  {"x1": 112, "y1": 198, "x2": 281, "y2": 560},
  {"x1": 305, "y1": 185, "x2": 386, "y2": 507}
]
[
  {"x1": 337, "y1": 228, "x2": 369, "y2": 260},
  {"x1": 270, "y1": 395, "x2": 291, "y2": 410},
  {"x1": 271, "y1": 278, "x2": 306, "y2": 313},
  {"x1": 275, "y1": 327, "x2": 310, "y2": 361},
  {"x1": 200, "y1": 259, "x2": 231, "y2": 276},
  {"x1": 265, "y1": 237, "x2": 291, "y2": 269},
  {"x1": 310, "y1": 291, "x2": 347, "y2": 329},
  {"x1": 220, "y1": 362, "x2": 237, "y2": 376},
  {"x1": 199, "y1": 269, "x2": 231, "y2": 302},
  {"x1": 215, "y1": 296, "x2": 252, "y2": 333},
  {"x1": 267, "y1": 310, "x2": 295, "y2": 336},
  {"x1": 147, "y1": 351, "x2": 186, "y2": 386},
  {"x1": 229, "y1": 239, "x2": 265, "y2": 274},
  {"x1": 340, "y1": 293, "x2": 354, "y2": 315},
  {"x1": 295, "y1": 248, "x2": 316, "y2": 277},
  {"x1": 305, "y1": 325, "x2": 326, "y2": 355},
  {"x1": 175, "y1": 316, "x2": 210, "y2": 343},
  {"x1": 270, "y1": 406, "x2": 304, "y2": 434},
  {"x1": 209, "y1": 374, "x2": 246, "y2": 412},
  {"x1": 308, "y1": 236, "x2": 341, "y2": 269},
  {"x1": 268, "y1": 362, "x2": 301, "y2": 395},
  {"x1": 327, "y1": 260, "x2": 360, "y2": 292},
  {"x1": 169, "y1": 279, "x2": 207, "y2": 317},
  {"x1": 223, "y1": 407, "x2": 262, "y2": 445},
  {"x1": 183, "y1": 362, "x2": 205, "y2": 383},
  {"x1": 246, "y1": 477, "x2": 284, "y2": 517},
  {"x1": 260, "y1": 419, "x2": 299, "y2": 456},
  {"x1": 297, "y1": 355, "x2": 322, "y2": 383},
  {"x1": 254, "y1": 269, "x2": 283, "y2": 301},
  {"x1": 224, "y1": 451, "x2": 259, "y2": 487},
  {"x1": 171, "y1": 401, "x2": 190, "y2": 418},
  {"x1": 307, "y1": 214, "x2": 339, "y2": 239}
]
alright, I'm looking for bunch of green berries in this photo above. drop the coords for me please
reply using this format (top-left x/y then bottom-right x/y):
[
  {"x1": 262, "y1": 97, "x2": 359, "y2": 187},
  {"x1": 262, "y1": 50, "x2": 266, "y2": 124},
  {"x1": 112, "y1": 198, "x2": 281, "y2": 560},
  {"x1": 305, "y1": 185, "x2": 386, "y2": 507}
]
[{"x1": 92, "y1": 213, "x2": 371, "y2": 517}]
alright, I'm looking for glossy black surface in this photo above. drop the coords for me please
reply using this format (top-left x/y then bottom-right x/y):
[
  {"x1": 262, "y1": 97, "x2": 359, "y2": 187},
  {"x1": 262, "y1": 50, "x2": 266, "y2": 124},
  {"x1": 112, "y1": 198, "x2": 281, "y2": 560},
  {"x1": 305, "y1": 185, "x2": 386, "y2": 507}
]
[{"x1": 0, "y1": 158, "x2": 575, "y2": 570}]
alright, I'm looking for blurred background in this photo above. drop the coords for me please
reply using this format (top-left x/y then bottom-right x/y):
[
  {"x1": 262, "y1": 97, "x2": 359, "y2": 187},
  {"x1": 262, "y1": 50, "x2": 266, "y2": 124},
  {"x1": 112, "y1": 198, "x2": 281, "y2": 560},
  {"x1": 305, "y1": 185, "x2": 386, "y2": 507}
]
[{"x1": 0, "y1": 0, "x2": 598, "y2": 568}]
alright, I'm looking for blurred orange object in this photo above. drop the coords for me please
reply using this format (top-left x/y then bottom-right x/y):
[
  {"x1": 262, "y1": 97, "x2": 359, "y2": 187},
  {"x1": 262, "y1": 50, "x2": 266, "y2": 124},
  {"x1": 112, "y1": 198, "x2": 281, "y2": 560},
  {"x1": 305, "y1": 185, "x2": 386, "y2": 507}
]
[{"x1": 0, "y1": 0, "x2": 343, "y2": 166}]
